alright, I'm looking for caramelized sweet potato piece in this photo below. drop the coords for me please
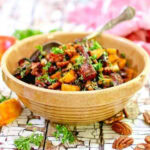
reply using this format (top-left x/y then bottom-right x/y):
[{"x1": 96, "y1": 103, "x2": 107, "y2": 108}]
[
  {"x1": 51, "y1": 71, "x2": 61, "y2": 79},
  {"x1": 0, "y1": 99, "x2": 22, "y2": 126},
  {"x1": 106, "y1": 48, "x2": 117, "y2": 55},
  {"x1": 89, "y1": 49, "x2": 104, "y2": 59},
  {"x1": 60, "y1": 70, "x2": 77, "y2": 83},
  {"x1": 46, "y1": 53, "x2": 64, "y2": 63},
  {"x1": 118, "y1": 58, "x2": 126, "y2": 69},
  {"x1": 109, "y1": 54, "x2": 119, "y2": 63},
  {"x1": 61, "y1": 84, "x2": 80, "y2": 91},
  {"x1": 48, "y1": 82, "x2": 61, "y2": 89},
  {"x1": 56, "y1": 61, "x2": 69, "y2": 68},
  {"x1": 71, "y1": 54, "x2": 80, "y2": 63}
]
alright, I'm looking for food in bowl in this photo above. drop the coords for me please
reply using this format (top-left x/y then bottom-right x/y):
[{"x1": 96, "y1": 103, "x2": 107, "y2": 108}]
[{"x1": 14, "y1": 40, "x2": 135, "y2": 91}]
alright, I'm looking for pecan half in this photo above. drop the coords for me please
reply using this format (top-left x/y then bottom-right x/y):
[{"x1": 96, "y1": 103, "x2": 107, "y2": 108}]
[
  {"x1": 145, "y1": 136, "x2": 150, "y2": 144},
  {"x1": 112, "y1": 136, "x2": 134, "y2": 150},
  {"x1": 112, "y1": 121, "x2": 132, "y2": 135},
  {"x1": 134, "y1": 143, "x2": 147, "y2": 150},
  {"x1": 104, "y1": 111, "x2": 124, "y2": 124},
  {"x1": 143, "y1": 111, "x2": 150, "y2": 124}
]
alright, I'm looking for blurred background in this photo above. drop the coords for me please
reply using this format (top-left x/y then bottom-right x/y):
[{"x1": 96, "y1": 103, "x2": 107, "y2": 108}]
[{"x1": 0, "y1": 0, "x2": 150, "y2": 55}]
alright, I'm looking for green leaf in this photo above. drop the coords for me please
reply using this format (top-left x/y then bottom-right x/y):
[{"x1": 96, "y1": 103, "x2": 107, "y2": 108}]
[
  {"x1": 37, "y1": 74, "x2": 56, "y2": 84},
  {"x1": 14, "y1": 133, "x2": 43, "y2": 150},
  {"x1": 13, "y1": 29, "x2": 43, "y2": 40},
  {"x1": 93, "y1": 62, "x2": 102, "y2": 71},
  {"x1": 120, "y1": 53, "x2": 126, "y2": 58},
  {"x1": 89, "y1": 40, "x2": 102, "y2": 50},
  {"x1": 0, "y1": 94, "x2": 8, "y2": 103},
  {"x1": 53, "y1": 124, "x2": 75, "y2": 144},
  {"x1": 90, "y1": 55, "x2": 97, "y2": 60},
  {"x1": 43, "y1": 62, "x2": 51, "y2": 71},
  {"x1": 51, "y1": 47, "x2": 64, "y2": 54}
]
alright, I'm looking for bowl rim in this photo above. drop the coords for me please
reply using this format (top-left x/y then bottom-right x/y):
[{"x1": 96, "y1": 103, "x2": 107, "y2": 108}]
[{"x1": 1, "y1": 32, "x2": 150, "y2": 95}]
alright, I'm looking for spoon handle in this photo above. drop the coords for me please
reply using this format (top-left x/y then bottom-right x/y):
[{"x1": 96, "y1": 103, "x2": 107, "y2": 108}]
[{"x1": 86, "y1": 6, "x2": 135, "y2": 40}]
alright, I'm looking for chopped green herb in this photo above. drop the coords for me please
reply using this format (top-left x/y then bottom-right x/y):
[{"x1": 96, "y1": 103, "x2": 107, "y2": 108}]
[
  {"x1": 43, "y1": 62, "x2": 51, "y2": 71},
  {"x1": 90, "y1": 55, "x2": 97, "y2": 60},
  {"x1": 20, "y1": 69, "x2": 26, "y2": 78},
  {"x1": 14, "y1": 133, "x2": 43, "y2": 150},
  {"x1": 13, "y1": 29, "x2": 43, "y2": 40},
  {"x1": 93, "y1": 62, "x2": 102, "y2": 71},
  {"x1": 98, "y1": 72, "x2": 104, "y2": 84},
  {"x1": 62, "y1": 45, "x2": 67, "y2": 50},
  {"x1": 103, "y1": 51, "x2": 108, "y2": 57},
  {"x1": 120, "y1": 53, "x2": 126, "y2": 58},
  {"x1": 0, "y1": 94, "x2": 8, "y2": 103},
  {"x1": 36, "y1": 45, "x2": 46, "y2": 56},
  {"x1": 37, "y1": 74, "x2": 56, "y2": 84},
  {"x1": 53, "y1": 124, "x2": 75, "y2": 144},
  {"x1": 51, "y1": 47, "x2": 64, "y2": 54},
  {"x1": 90, "y1": 40, "x2": 102, "y2": 50},
  {"x1": 27, "y1": 123, "x2": 32, "y2": 126},
  {"x1": 75, "y1": 56, "x2": 84, "y2": 65}
]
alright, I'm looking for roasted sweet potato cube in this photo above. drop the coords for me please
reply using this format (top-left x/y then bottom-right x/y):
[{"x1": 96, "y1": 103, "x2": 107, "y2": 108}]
[
  {"x1": 118, "y1": 58, "x2": 127, "y2": 69},
  {"x1": 108, "y1": 54, "x2": 119, "y2": 63},
  {"x1": 61, "y1": 84, "x2": 80, "y2": 91},
  {"x1": 90, "y1": 49, "x2": 104, "y2": 59},
  {"x1": 51, "y1": 71, "x2": 61, "y2": 79},
  {"x1": 70, "y1": 54, "x2": 80, "y2": 63},
  {"x1": 106, "y1": 48, "x2": 117, "y2": 55},
  {"x1": 61, "y1": 70, "x2": 77, "y2": 83}
]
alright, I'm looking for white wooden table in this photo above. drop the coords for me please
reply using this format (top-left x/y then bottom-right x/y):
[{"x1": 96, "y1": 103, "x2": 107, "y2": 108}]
[{"x1": 0, "y1": 0, "x2": 150, "y2": 149}]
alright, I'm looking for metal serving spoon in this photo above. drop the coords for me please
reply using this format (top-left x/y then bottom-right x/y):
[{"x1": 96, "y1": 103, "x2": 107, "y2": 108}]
[{"x1": 30, "y1": 6, "x2": 135, "y2": 61}]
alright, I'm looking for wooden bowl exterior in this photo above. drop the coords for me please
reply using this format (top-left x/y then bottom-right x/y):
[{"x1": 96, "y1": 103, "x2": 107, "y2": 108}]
[{"x1": 1, "y1": 33, "x2": 150, "y2": 124}]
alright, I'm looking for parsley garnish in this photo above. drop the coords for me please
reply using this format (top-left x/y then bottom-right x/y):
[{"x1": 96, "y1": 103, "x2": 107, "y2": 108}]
[
  {"x1": 90, "y1": 55, "x2": 97, "y2": 60},
  {"x1": 53, "y1": 124, "x2": 75, "y2": 144},
  {"x1": 36, "y1": 45, "x2": 46, "y2": 56},
  {"x1": 74, "y1": 56, "x2": 85, "y2": 69},
  {"x1": 93, "y1": 62, "x2": 102, "y2": 71},
  {"x1": 13, "y1": 29, "x2": 43, "y2": 40},
  {"x1": 27, "y1": 123, "x2": 33, "y2": 126},
  {"x1": 0, "y1": 94, "x2": 8, "y2": 103},
  {"x1": 90, "y1": 40, "x2": 102, "y2": 50},
  {"x1": 62, "y1": 45, "x2": 67, "y2": 50},
  {"x1": 37, "y1": 74, "x2": 56, "y2": 84},
  {"x1": 43, "y1": 62, "x2": 51, "y2": 71},
  {"x1": 14, "y1": 133, "x2": 43, "y2": 150},
  {"x1": 120, "y1": 53, "x2": 126, "y2": 58},
  {"x1": 75, "y1": 56, "x2": 84, "y2": 65},
  {"x1": 51, "y1": 47, "x2": 64, "y2": 54}
]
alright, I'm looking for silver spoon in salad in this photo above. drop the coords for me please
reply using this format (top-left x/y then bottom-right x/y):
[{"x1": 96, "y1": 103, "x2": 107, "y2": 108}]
[{"x1": 30, "y1": 6, "x2": 135, "y2": 61}]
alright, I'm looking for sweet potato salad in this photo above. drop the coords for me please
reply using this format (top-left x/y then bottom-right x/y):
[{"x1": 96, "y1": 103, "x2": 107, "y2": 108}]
[{"x1": 14, "y1": 40, "x2": 135, "y2": 91}]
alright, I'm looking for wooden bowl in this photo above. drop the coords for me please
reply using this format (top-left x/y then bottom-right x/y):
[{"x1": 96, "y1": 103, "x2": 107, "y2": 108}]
[{"x1": 1, "y1": 33, "x2": 150, "y2": 124}]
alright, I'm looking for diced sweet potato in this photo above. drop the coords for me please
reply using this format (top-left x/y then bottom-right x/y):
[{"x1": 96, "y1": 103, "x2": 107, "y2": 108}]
[
  {"x1": 0, "y1": 99, "x2": 22, "y2": 126},
  {"x1": 51, "y1": 71, "x2": 61, "y2": 79},
  {"x1": 65, "y1": 46, "x2": 77, "y2": 57},
  {"x1": 118, "y1": 58, "x2": 127, "y2": 69},
  {"x1": 56, "y1": 61, "x2": 69, "y2": 68},
  {"x1": 61, "y1": 70, "x2": 76, "y2": 83},
  {"x1": 106, "y1": 48, "x2": 117, "y2": 55},
  {"x1": 90, "y1": 49, "x2": 104, "y2": 59},
  {"x1": 48, "y1": 82, "x2": 61, "y2": 89},
  {"x1": 61, "y1": 84, "x2": 80, "y2": 91},
  {"x1": 125, "y1": 68, "x2": 135, "y2": 81},
  {"x1": 70, "y1": 54, "x2": 80, "y2": 63},
  {"x1": 108, "y1": 54, "x2": 119, "y2": 63}
]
